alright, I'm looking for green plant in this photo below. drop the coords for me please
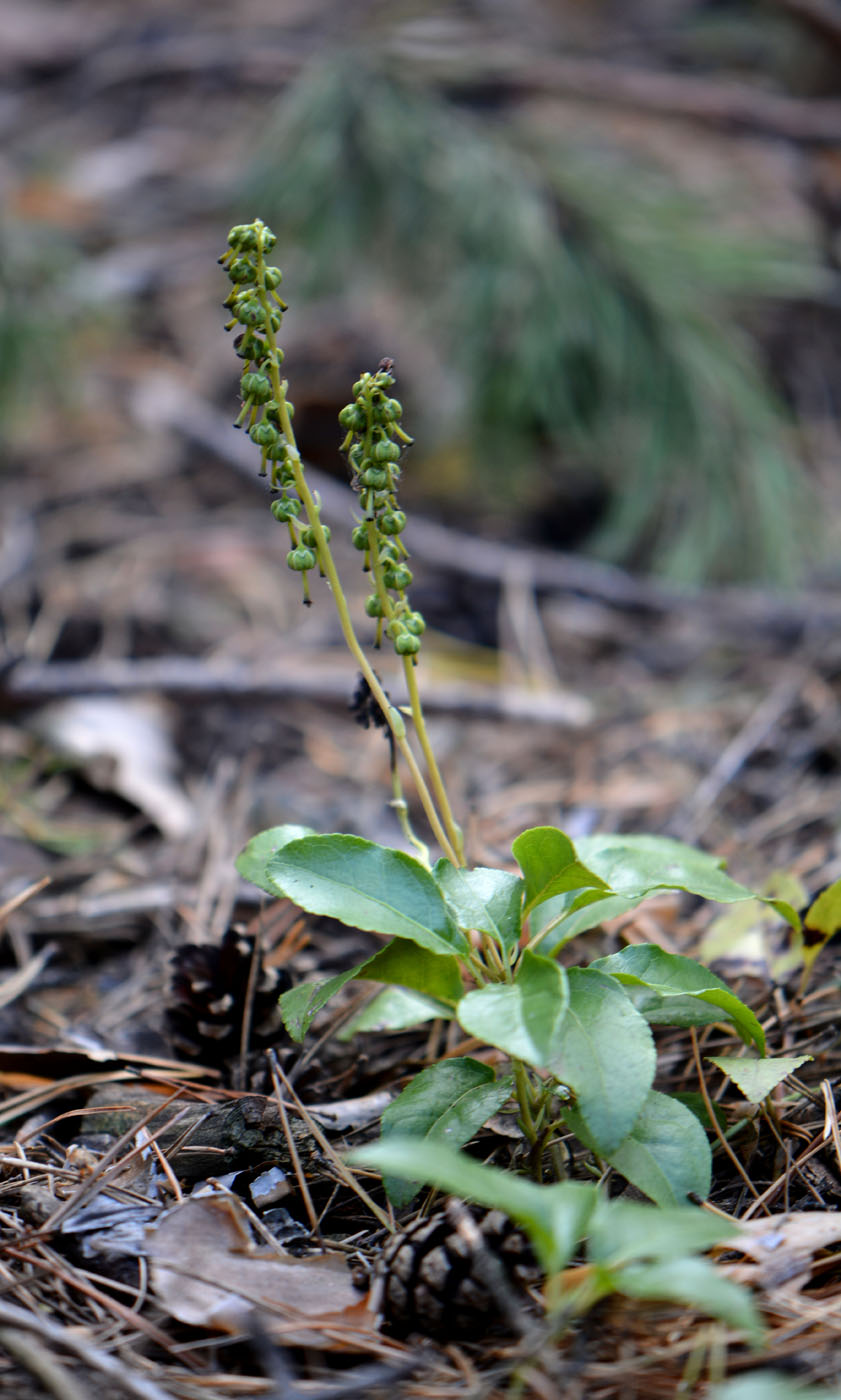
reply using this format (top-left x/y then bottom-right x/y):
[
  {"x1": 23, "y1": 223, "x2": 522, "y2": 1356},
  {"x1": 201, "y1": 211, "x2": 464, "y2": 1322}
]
[{"x1": 222, "y1": 217, "x2": 840, "y2": 1321}]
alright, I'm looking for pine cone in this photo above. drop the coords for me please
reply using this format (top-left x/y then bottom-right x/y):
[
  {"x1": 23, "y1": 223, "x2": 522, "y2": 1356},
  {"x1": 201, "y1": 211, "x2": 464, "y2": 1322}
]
[
  {"x1": 380, "y1": 1202, "x2": 539, "y2": 1339},
  {"x1": 166, "y1": 926, "x2": 290, "y2": 1067}
]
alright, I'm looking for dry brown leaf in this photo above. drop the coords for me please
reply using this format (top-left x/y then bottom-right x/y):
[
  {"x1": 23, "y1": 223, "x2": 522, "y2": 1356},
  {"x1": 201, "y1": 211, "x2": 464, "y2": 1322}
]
[
  {"x1": 147, "y1": 1193, "x2": 378, "y2": 1349},
  {"x1": 721, "y1": 1212, "x2": 841, "y2": 1293}
]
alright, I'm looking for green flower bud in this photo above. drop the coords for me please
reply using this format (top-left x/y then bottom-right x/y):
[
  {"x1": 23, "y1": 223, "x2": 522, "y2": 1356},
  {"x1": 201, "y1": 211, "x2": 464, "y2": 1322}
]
[
  {"x1": 251, "y1": 420, "x2": 280, "y2": 448},
  {"x1": 404, "y1": 611, "x2": 426, "y2": 635},
  {"x1": 395, "y1": 632, "x2": 421, "y2": 655},
  {"x1": 228, "y1": 257, "x2": 256, "y2": 284},
  {"x1": 361, "y1": 466, "x2": 389, "y2": 490},
  {"x1": 384, "y1": 398, "x2": 403, "y2": 421},
  {"x1": 240, "y1": 372, "x2": 272, "y2": 402},
  {"x1": 258, "y1": 225, "x2": 277, "y2": 252},
  {"x1": 348, "y1": 444, "x2": 365, "y2": 471},
  {"x1": 235, "y1": 297, "x2": 264, "y2": 326},
  {"x1": 384, "y1": 564, "x2": 413, "y2": 591},
  {"x1": 271, "y1": 497, "x2": 301, "y2": 522},
  {"x1": 352, "y1": 377, "x2": 368, "y2": 398},
  {"x1": 338, "y1": 403, "x2": 367, "y2": 432},
  {"x1": 373, "y1": 440, "x2": 401, "y2": 463},
  {"x1": 263, "y1": 266, "x2": 282, "y2": 289},
  {"x1": 364, "y1": 594, "x2": 385, "y2": 618},
  {"x1": 379, "y1": 510, "x2": 406, "y2": 535},
  {"x1": 301, "y1": 524, "x2": 330, "y2": 547},
  {"x1": 351, "y1": 524, "x2": 370, "y2": 551},
  {"x1": 287, "y1": 546, "x2": 316, "y2": 572},
  {"x1": 386, "y1": 618, "x2": 405, "y2": 640},
  {"x1": 227, "y1": 224, "x2": 251, "y2": 249},
  {"x1": 264, "y1": 439, "x2": 288, "y2": 461}
]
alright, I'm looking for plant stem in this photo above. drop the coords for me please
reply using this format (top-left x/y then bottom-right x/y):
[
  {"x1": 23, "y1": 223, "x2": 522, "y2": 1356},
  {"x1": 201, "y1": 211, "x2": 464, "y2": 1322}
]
[
  {"x1": 402, "y1": 656, "x2": 465, "y2": 864},
  {"x1": 253, "y1": 247, "x2": 460, "y2": 866},
  {"x1": 513, "y1": 1059, "x2": 539, "y2": 1148}
]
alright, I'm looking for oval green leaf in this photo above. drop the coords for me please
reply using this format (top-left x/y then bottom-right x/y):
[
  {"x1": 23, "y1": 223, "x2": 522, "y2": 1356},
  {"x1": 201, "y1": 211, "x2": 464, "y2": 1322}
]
[
  {"x1": 551, "y1": 967, "x2": 655, "y2": 1154},
  {"x1": 380, "y1": 1058, "x2": 514, "y2": 1206},
  {"x1": 456, "y1": 951, "x2": 569, "y2": 1068},
  {"x1": 566, "y1": 1089, "x2": 712, "y2": 1206},
  {"x1": 590, "y1": 945, "x2": 765, "y2": 1053},
  {"x1": 236, "y1": 823, "x2": 316, "y2": 892},
  {"x1": 512, "y1": 827, "x2": 608, "y2": 915},
  {"x1": 433, "y1": 863, "x2": 524, "y2": 953},
  {"x1": 266, "y1": 834, "x2": 468, "y2": 956}
]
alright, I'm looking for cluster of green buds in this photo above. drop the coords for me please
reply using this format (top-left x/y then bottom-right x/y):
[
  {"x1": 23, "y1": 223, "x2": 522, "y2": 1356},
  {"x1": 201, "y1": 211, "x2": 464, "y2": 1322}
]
[
  {"x1": 341, "y1": 366, "x2": 426, "y2": 658},
  {"x1": 219, "y1": 219, "x2": 323, "y2": 604}
]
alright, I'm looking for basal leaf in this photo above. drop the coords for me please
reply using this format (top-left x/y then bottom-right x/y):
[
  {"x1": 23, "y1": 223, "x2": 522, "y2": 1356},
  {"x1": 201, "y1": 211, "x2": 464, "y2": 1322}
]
[
  {"x1": 337, "y1": 986, "x2": 451, "y2": 1039},
  {"x1": 710, "y1": 1374, "x2": 841, "y2": 1400},
  {"x1": 590, "y1": 945, "x2": 765, "y2": 1053},
  {"x1": 279, "y1": 964, "x2": 364, "y2": 1041},
  {"x1": 530, "y1": 891, "x2": 638, "y2": 952},
  {"x1": 456, "y1": 951, "x2": 569, "y2": 1068},
  {"x1": 707, "y1": 1054, "x2": 813, "y2": 1103},
  {"x1": 566, "y1": 1090, "x2": 711, "y2": 1206},
  {"x1": 266, "y1": 835, "x2": 468, "y2": 956},
  {"x1": 362, "y1": 938, "x2": 464, "y2": 1005},
  {"x1": 433, "y1": 863, "x2": 524, "y2": 953},
  {"x1": 235, "y1": 823, "x2": 316, "y2": 892},
  {"x1": 614, "y1": 1257, "x2": 763, "y2": 1342},
  {"x1": 575, "y1": 833, "x2": 799, "y2": 932},
  {"x1": 349, "y1": 1137, "x2": 598, "y2": 1274},
  {"x1": 380, "y1": 1058, "x2": 514, "y2": 1205},
  {"x1": 586, "y1": 1196, "x2": 731, "y2": 1267},
  {"x1": 512, "y1": 827, "x2": 608, "y2": 916},
  {"x1": 279, "y1": 936, "x2": 461, "y2": 1041},
  {"x1": 551, "y1": 967, "x2": 655, "y2": 1154}
]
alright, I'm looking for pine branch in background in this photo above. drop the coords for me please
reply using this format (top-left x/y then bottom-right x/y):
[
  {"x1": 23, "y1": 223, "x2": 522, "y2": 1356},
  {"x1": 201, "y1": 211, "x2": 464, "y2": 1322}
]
[{"x1": 243, "y1": 56, "x2": 825, "y2": 586}]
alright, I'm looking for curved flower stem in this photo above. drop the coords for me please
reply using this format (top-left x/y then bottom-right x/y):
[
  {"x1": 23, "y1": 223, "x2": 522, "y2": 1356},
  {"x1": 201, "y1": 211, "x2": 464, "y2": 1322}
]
[
  {"x1": 253, "y1": 245, "x2": 460, "y2": 867},
  {"x1": 402, "y1": 656, "x2": 465, "y2": 865}
]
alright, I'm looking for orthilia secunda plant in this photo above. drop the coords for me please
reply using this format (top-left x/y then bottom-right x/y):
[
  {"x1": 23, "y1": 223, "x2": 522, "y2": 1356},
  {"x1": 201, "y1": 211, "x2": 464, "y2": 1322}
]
[
  {"x1": 224, "y1": 219, "x2": 841, "y2": 1227},
  {"x1": 220, "y1": 218, "x2": 464, "y2": 867}
]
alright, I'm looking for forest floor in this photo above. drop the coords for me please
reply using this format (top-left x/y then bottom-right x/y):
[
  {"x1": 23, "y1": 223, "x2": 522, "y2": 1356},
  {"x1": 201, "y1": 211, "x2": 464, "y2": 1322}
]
[{"x1": 3, "y1": 3, "x2": 841, "y2": 1397}]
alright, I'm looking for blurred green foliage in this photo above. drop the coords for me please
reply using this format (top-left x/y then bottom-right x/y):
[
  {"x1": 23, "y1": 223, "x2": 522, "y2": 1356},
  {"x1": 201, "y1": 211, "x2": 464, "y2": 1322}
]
[
  {"x1": 244, "y1": 57, "x2": 824, "y2": 585},
  {"x1": 0, "y1": 219, "x2": 77, "y2": 441}
]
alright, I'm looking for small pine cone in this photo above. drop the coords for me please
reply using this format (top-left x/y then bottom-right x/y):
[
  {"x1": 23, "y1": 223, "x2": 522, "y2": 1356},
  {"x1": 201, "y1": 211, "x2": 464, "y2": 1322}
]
[
  {"x1": 380, "y1": 1202, "x2": 540, "y2": 1339},
  {"x1": 166, "y1": 926, "x2": 290, "y2": 1066}
]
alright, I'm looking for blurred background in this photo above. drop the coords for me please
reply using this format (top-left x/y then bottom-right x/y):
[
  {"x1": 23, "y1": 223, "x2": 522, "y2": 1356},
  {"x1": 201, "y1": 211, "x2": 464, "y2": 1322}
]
[
  {"x1": 2, "y1": 0, "x2": 841, "y2": 873},
  {"x1": 2, "y1": 0, "x2": 841, "y2": 586}
]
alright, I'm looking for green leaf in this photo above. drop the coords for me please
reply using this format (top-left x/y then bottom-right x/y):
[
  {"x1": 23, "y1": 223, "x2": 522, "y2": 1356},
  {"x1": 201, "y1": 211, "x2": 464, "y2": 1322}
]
[
  {"x1": 566, "y1": 1090, "x2": 711, "y2": 1206},
  {"x1": 801, "y1": 877, "x2": 841, "y2": 982},
  {"x1": 456, "y1": 951, "x2": 569, "y2": 1068},
  {"x1": 265, "y1": 834, "x2": 469, "y2": 957},
  {"x1": 512, "y1": 827, "x2": 608, "y2": 915},
  {"x1": 235, "y1": 823, "x2": 316, "y2": 892},
  {"x1": 586, "y1": 1197, "x2": 731, "y2": 1267},
  {"x1": 337, "y1": 985, "x2": 451, "y2": 1039},
  {"x1": 279, "y1": 935, "x2": 462, "y2": 1041},
  {"x1": 707, "y1": 1054, "x2": 813, "y2": 1103},
  {"x1": 349, "y1": 1137, "x2": 598, "y2": 1273},
  {"x1": 433, "y1": 862, "x2": 524, "y2": 953},
  {"x1": 362, "y1": 939, "x2": 464, "y2": 1005},
  {"x1": 575, "y1": 833, "x2": 799, "y2": 932},
  {"x1": 613, "y1": 1257, "x2": 763, "y2": 1342},
  {"x1": 530, "y1": 891, "x2": 638, "y2": 951},
  {"x1": 590, "y1": 945, "x2": 766, "y2": 1053},
  {"x1": 380, "y1": 1059, "x2": 514, "y2": 1206},
  {"x1": 279, "y1": 964, "x2": 364, "y2": 1041},
  {"x1": 551, "y1": 967, "x2": 655, "y2": 1154}
]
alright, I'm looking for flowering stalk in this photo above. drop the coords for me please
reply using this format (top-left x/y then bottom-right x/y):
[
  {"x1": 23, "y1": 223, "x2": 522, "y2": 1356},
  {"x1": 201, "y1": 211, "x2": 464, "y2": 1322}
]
[{"x1": 220, "y1": 218, "x2": 465, "y2": 867}]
